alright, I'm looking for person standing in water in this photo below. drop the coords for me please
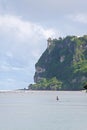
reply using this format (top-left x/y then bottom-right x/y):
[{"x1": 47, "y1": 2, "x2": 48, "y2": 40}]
[{"x1": 56, "y1": 96, "x2": 59, "y2": 101}]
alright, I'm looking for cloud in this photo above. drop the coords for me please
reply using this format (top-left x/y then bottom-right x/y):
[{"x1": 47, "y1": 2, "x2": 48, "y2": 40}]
[
  {"x1": 67, "y1": 13, "x2": 87, "y2": 24},
  {"x1": 0, "y1": 14, "x2": 56, "y2": 39},
  {"x1": 0, "y1": 14, "x2": 57, "y2": 53},
  {"x1": 1, "y1": 0, "x2": 87, "y2": 19},
  {"x1": 0, "y1": 64, "x2": 25, "y2": 72},
  {"x1": 0, "y1": 14, "x2": 58, "y2": 89},
  {"x1": 0, "y1": 14, "x2": 58, "y2": 61}
]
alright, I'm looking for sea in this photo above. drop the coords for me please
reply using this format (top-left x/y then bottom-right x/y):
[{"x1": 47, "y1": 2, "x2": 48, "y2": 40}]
[{"x1": 0, "y1": 90, "x2": 87, "y2": 130}]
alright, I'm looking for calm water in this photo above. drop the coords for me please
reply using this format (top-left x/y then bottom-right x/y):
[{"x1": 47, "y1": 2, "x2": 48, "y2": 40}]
[{"x1": 0, "y1": 91, "x2": 87, "y2": 130}]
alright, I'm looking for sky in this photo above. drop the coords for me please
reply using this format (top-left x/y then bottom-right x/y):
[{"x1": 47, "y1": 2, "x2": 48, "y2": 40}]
[{"x1": 0, "y1": 0, "x2": 87, "y2": 90}]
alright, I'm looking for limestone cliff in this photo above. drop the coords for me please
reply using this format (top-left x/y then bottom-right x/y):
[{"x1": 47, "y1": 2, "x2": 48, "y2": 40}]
[{"x1": 34, "y1": 35, "x2": 87, "y2": 90}]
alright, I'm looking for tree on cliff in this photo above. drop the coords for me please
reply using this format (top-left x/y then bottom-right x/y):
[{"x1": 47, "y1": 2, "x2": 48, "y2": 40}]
[{"x1": 28, "y1": 77, "x2": 62, "y2": 90}]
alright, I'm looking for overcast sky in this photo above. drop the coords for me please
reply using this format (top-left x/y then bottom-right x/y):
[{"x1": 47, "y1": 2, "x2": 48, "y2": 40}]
[{"x1": 0, "y1": 0, "x2": 87, "y2": 90}]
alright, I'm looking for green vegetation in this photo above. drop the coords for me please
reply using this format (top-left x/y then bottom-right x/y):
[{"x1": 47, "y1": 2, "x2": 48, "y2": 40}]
[
  {"x1": 32, "y1": 35, "x2": 87, "y2": 90},
  {"x1": 73, "y1": 60, "x2": 87, "y2": 73},
  {"x1": 29, "y1": 77, "x2": 62, "y2": 90}
]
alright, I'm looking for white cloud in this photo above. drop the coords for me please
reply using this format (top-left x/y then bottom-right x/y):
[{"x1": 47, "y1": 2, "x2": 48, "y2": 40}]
[
  {"x1": 0, "y1": 14, "x2": 58, "y2": 59},
  {"x1": 0, "y1": 65, "x2": 10, "y2": 72},
  {"x1": 0, "y1": 14, "x2": 58, "y2": 89},
  {"x1": 6, "y1": 51, "x2": 13, "y2": 58},
  {"x1": 0, "y1": 14, "x2": 56, "y2": 40},
  {"x1": 68, "y1": 13, "x2": 87, "y2": 24}
]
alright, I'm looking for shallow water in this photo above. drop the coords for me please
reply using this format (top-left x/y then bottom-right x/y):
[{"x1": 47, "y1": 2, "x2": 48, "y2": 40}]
[{"x1": 0, "y1": 91, "x2": 87, "y2": 130}]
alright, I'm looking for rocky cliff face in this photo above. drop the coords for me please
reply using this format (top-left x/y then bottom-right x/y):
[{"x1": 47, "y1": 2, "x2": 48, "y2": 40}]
[
  {"x1": 34, "y1": 35, "x2": 87, "y2": 90},
  {"x1": 34, "y1": 66, "x2": 46, "y2": 82}
]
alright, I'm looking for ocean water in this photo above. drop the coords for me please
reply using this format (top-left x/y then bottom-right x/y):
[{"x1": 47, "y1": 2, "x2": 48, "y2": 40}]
[{"x1": 0, "y1": 91, "x2": 87, "y2": 130}]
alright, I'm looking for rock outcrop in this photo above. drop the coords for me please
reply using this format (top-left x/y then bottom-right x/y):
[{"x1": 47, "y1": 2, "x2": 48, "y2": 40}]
[{"x1": 34, "y1": 35, "x2": 87, "y2": 90}]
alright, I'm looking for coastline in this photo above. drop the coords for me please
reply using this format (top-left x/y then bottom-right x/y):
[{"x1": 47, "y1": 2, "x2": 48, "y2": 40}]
[{"x1": 0, "y1": 89, "x2": 86, "y2": 94}]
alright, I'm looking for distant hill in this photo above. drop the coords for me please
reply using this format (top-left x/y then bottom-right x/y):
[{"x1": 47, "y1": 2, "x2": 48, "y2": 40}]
[{"x1": 32, "y1": 35, "x2": 87, "y2": 90}]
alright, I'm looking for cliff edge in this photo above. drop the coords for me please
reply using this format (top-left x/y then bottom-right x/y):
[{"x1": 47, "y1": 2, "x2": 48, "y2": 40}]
[{"x1": 34, "y1": 35, "x2": 87, "y2": 90}]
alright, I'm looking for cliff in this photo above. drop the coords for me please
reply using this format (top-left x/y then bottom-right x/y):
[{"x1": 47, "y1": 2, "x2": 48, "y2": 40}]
[{"x1": 34, "y1": 35, "x2": 87, "y2": 90}]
